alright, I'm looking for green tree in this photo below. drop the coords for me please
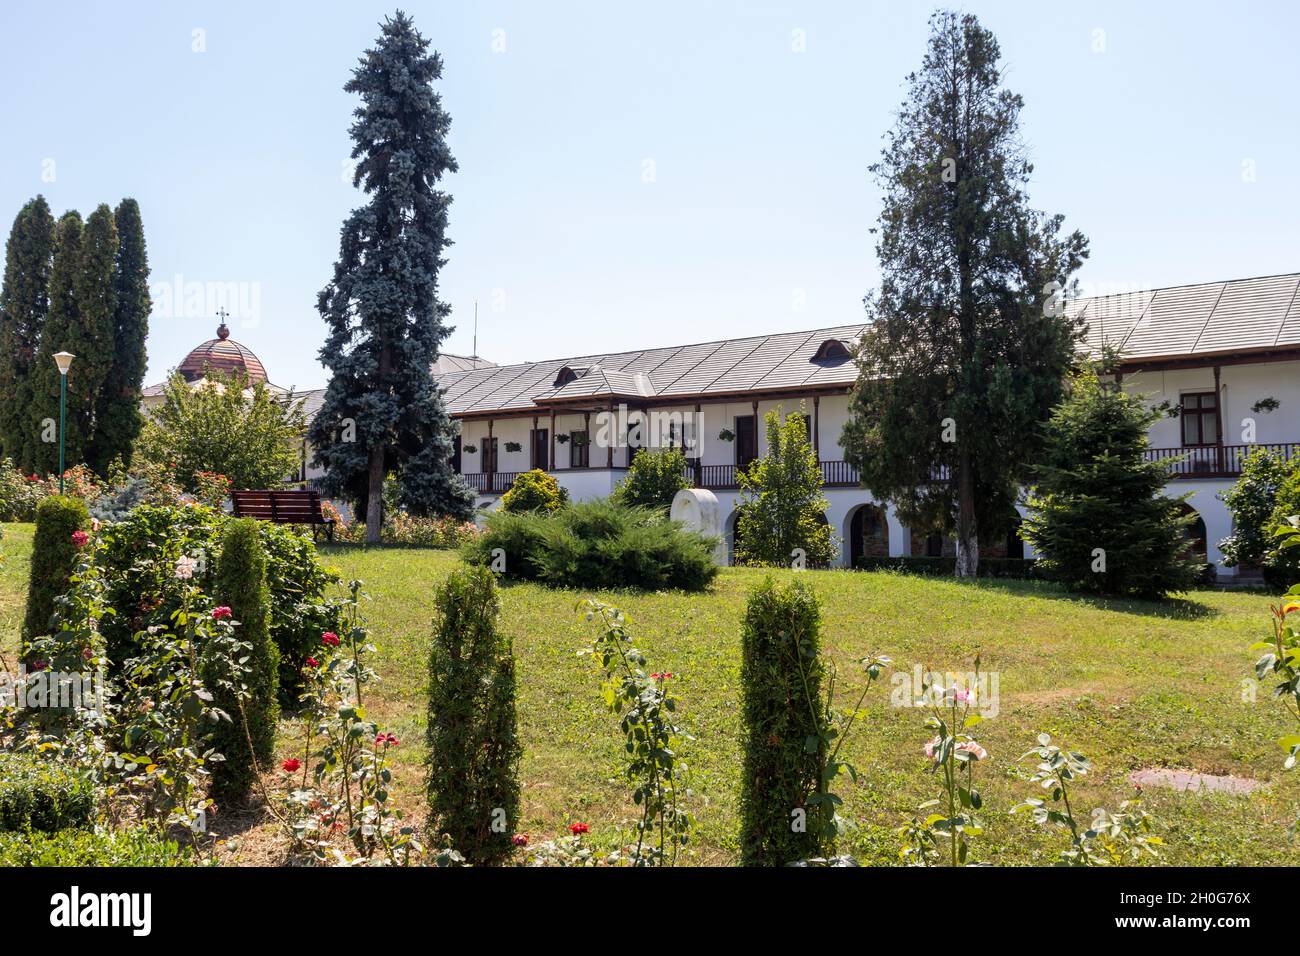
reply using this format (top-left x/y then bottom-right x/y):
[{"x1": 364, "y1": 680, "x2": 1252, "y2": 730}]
[
  {"x1": 841, "y1": 10, "x2": 1088, "y2": 577},
  {"x1": 739, "y1": 577, "x2": 827, "y2": 865},
  {"x1": 1266, "y1": 468, "x2": 1300, "y2": 588},
  {"x1": 1021, "y1": 368, "x2": 1202, "y2": 599},
  {"x1": 309, "y1": 12, "x2": 473, "y2": 540},
  {"x1": 137, "y1": 369, "x2": 305, "y2": 491},
  {"x1": 91, "y1": 199, "x2": 151, "y2": 471},
  {"x1": 614, "y1": 447, "x2": 689, "y2": 514},
  {"x1": 0, "y1": 196, "x2": 55, "y2": 471},
  {"x1": 426, "y1": 567, "x2": 521, "y2": 864},
  {"x1": 735, "y1": 406, "x2": 835, "y2": 568},
  {"x1": 1219, "y1": 448, "x2": 1295, "y2": 572},
  {"x1": 207, "y1": 518, "x2": 279, "y2": 805},
  {"x1": 31, "y1": 206, "x2": 119, "y2": 476},
  {"x1": 22, "y1": 495, "x2": 90, "y2": 657},
  {"x1": 500, "y1": 468, "x2": 567, "y2": 513}
]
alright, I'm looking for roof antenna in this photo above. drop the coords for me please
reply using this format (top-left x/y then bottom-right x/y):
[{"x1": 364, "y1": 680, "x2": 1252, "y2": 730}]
[{"x1": 473, "y1": 301, "x2": 478, "y2": 368}]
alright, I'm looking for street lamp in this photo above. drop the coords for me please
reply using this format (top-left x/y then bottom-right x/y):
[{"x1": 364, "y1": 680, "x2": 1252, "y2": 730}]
[{"x1": 53, "y1": 352, "x2": 74, "y2": 494}]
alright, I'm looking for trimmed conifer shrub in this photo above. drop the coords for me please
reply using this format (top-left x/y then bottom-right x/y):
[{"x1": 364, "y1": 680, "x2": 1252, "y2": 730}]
[
  {"x1": 206, "y1": 518, "x2": 279, "y2": 805},
  {"x1": 21, "y1": 495, "x2": 90, "y2": 655},
  {"x1": 738, "y1": 577, "x2": 827, "y2": 866},
  {"x1": 425, "y1": 566, "x2": 521, "y2": 864}
]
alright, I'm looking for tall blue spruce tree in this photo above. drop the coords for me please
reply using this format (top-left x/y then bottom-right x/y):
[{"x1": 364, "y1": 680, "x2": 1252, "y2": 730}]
[{"x1": 309, "y1": 10, "x2": 473, "y2": 540}]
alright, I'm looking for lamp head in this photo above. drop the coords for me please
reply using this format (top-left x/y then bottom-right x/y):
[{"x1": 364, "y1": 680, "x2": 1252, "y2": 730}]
[{"x1": 53, "y1": 351, "x2": 75, "y2": 376}]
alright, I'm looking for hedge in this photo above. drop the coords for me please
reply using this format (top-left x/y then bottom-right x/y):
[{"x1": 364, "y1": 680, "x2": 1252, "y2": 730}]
[
  {"x1": 0, "y1": 827, "x2": 194, "y2": 866},
  {"x1": 853, "y1": 555, "x2": 1039, "y2": 579},
  {"x1": 0, "y1": 752, "x2": 96, "y2": 833}
]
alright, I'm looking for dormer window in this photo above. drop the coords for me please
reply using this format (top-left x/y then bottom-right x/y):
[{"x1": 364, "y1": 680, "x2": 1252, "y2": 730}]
[
  {"x1": 553, "y1": 364, "x2": 591, "y2": 387},
  {"x1": 812, "y1": 339, "x2": 851, "y2": 362}
]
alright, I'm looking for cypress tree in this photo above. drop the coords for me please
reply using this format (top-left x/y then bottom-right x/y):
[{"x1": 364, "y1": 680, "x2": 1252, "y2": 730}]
[
  {"x1": 0, "y1": 196, "x2": 56, "y2": 471},
  {"x1": 91, "y1": 198, "x2": 151, "y2": 471},
  {"x1": 1021, "y1": 367, "x2": 1202, "y2": 599},
  {"x1": 309, "y1": 11, "x2": 474, "y2": 541},
  {"x1": 31, "y1": 207, "x2": 118, "y2": 476},
  {"x1": 22, "y1": 495, "x2": 90, "y2": 655},
  {"x1": 426, "y1": 566, "x2": 521, "y2": 864},
  {"x1": 208, "y1": 518, "x2": 280, "y2": 805},
  {"x1": 841, "y1": 11, "x2": 1089, "y2": 577}
]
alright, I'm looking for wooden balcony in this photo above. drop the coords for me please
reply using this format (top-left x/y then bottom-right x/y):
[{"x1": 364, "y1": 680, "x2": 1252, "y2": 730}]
[
  {"x1": 1143, "y1": 443, "x2": 1299, "y2": 479},
  {"x1": 463, "y1": 471, "x2": 521, "y2": 494},
  {"x1": 682, "y1": 460, "x2": 863, "y2": 491}
]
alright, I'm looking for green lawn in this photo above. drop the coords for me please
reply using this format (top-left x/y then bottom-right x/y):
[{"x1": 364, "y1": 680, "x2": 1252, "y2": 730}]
[{"x1": 2, "y1": 521, "x2": 1296, "y2": 865}]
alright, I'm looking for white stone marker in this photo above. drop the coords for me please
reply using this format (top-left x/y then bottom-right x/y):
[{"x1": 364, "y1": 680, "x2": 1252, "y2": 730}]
[{"x1": 670, "y1": 487, "x2": 727, "y2": 565}]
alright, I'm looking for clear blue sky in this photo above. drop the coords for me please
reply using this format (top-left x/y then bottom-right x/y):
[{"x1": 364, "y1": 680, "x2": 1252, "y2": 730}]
[{"x1": 2, "y1": 1, "x2": 1296, "y2": 390}]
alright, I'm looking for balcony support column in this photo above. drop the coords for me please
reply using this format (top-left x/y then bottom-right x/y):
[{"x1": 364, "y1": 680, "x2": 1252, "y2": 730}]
[
  {"x1": 606, "y1": 401, "x2": 614, "y2": 469},
  {"x1": 1213, "y1": 365, "x2": 1224, "y2": 475},
  {"x1": 693, "y1": 403, "x2": 702, "y2": 487},
  {"x1": 550, "y1": 409, "x2": 556, "y2": 470},
  {"x1": 813, "y1": 394, "x2": 820, "y2": 457}
]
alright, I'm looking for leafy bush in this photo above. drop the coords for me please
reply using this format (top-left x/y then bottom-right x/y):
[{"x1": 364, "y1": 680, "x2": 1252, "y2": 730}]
[
  {"x1": 1219, "y1": 449, "x2": 1298, "y2": 588},
  {"x1": 738, "y1": 577, "x2": 827, "y2": 865},
  {"x1": 501, "y1": 468, "x2": 568, "y2": 514},
  {"x1": 426, "y1": 567, "x2": 521, "y2": 864},
  {"x1": 22, "y1": 496, "x2": 90, "y2": 653},
  {"x1": 0, "y1": 460, "x2": 47, "y2": 521},
  {"x1": 0, "y1": 826, "x2": 194, "y2": 866},
  {"x1": 0, "y1": 752, "x2": 96, "y2": 832},
  {"x1": 1266, "y1": 470, "x2": 1300, "y2": 589},
  {"x1": 1022, "y1": 369, "x2": 1202, "y2": 599},
  {"x1": 95, "y1": 505, "x2": 342, "y2": 701},
  {"x1": 735, "y1": 407, "x2": 836, "y2": 568},
  {"x1": 137, "y1": 369, "x2": 306, "y2": 492},
  {"x1": 613, "y1": 448, "x2": 689, "y2": 514},
  {"x1": 463, "y1": 499, "x2": 718, "y2": 591},
  {"x1": 207, "y1": 518, "x2": 280, "y2": 805}
]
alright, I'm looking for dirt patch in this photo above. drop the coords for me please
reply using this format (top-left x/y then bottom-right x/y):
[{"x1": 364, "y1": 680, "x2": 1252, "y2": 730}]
[{"x1": 1129, "y1": 768, "x2": 1263, "y2": 795}]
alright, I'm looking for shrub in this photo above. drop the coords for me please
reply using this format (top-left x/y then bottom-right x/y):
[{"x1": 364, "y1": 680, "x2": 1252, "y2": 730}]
[
  {"x1": 207, "y1": 518, "x2": 280, "y2": 805},
  {"x1": 1219, "y1": 448, "x2": 1295, "y2": 572},
  {"x1": 735, "y1": 406, "x2": 836, "y2": 568},
  {"x1": 0, "y1": 752, "x2": 96, "y2": 832},
  {"x1": 738, "y1": 577, "x2": 827, "y2": 865},
  {"x1": 335, "y1": 511, "x2": 480, "y2": 548},
  {"x1": 21, "y1": 495, "x2": 90, "y2": 654},
  {"x1": 95, "y1": 505, "x2": 342, "y2": 702},
  {"x1": 463, "y1": 499, "x2": 718, "y2": 591},
  {"x1": 1265, "y1": 470, "x2": 1300, "y2": 589},
  {"x1": 501, "y1": 468, "x2": 568, "y2": 514},
  {"x1": 426, "y1": 567, "x2": 521, "y2": 864},
  {"x1": 854, "y1": 555, "x2": 1038, "y2": 578},
  {"x1": 1021, "y1": 369, "x2": 1202, "y2": 599},
  {"x1": 0, "y1": 827, "x2": 194, "y2": 866},
  {"x1": 614, "y1": 447, "x2": 689, "y2": 514},
  {"x1": 0, "y1": 460, "x2": 48, "y2": 521}
]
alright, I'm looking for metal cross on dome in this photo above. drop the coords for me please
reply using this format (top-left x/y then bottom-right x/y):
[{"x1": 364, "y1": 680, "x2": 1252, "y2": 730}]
[{"x1": 216, "y1": 307, "x2": 230, "y2": 340}]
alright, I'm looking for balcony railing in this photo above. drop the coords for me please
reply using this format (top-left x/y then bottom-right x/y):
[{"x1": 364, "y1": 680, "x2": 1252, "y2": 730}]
[
  {"x1": 463, "y1": 471, "x2": 521, "y2": 494},
  {"x1": 681, "y1": 460, "x2": 863, "y2": 490},
  {"x1": 1143, "y1": 443, "x2": 1300, "y2": 478}
]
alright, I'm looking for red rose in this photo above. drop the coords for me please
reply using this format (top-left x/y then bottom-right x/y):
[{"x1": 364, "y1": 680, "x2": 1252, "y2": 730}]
[
  {"x1": 512, "y1": 834, "x2": 529, "y2": 847},
  {"x1": 30, "y1": 660, "x2": 47, "y2": 672},
  {"x1": 321, "y1": 631, "x2": 340, "y2": 647},
  {"x1": 305, "y1": 657, "x2": 319, "y2": 668},
  {"x1": 211, "y1": 606, "x2": 233, "y2": 621},
  {"x1": 281, "y1": 758, "x2": 301, "y2": 773},
  {"x1": 568, "y1": 822, "x2": 589, "y2": 835},
  {"x1": 71, "y1": 530, "x2": 89, "y2": 548}
]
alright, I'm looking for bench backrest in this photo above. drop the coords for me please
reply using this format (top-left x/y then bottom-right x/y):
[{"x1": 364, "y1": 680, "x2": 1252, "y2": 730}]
[{"x1": 232, "y1": 489, "x2": 326, "y2": 523}]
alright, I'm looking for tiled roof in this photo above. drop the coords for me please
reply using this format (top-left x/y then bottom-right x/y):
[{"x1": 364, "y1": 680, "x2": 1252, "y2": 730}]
[
  {"x1": 436, "y1": 325, "x2": 866, "y2": 416},
  {"x1": 431, "y1": 353, "x2": 496, "y2": 374},
  {"x1": 433, "y1": 273, "x2": 1300, "y2": 416},
  {"x1": 1076, "y1": 272, "x2": 1300, "y2": 361}
]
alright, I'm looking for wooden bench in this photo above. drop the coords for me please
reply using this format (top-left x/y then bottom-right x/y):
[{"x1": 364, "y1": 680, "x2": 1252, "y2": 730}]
[{"x1": 232, "y1": 489, "x2": 335, "y2": 542}]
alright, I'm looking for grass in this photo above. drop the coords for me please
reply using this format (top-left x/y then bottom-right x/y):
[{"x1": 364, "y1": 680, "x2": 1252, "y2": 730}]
[{"x1": 3, "y1": 520, "x2": 1297, "y2": 865}]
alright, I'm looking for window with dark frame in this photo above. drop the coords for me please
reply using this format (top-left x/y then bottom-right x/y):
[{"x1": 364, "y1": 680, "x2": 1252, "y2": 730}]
[
  {"x1": 735, "y1": 415, "x2": 757, "y2": 469},
  {"x1": 1180, "y1": 391, "x2": 1219, "y2": 446},
  {"x1": 482, "y1": 437, "x2": 498, "y2": 475},
  {"x1": 531, "y1": 428, "x2": 549, "y2": 470},
  {"x1": 570, "y1": 430, "x2": 589, "y2": 468}
]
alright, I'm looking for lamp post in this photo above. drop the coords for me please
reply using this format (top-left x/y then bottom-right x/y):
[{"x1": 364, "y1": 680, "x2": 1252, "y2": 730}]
[{"x1": 53, "y1": 351, "x2": 75, "y2": 494}]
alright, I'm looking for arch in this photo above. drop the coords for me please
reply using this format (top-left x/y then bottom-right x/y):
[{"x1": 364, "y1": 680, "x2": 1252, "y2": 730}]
[
  {"x1": 1004, "y1": 512, "x2": 1025, "y2": 561},
  {"x1": 846, "y1": 503, "x2": 890, "y2": 568},
  {"x1": 725, "y1": 509, "x2": 742, "y2": 565},
  {"x1": 812, "y1": 338, "x2": 852, "y2": 362}
]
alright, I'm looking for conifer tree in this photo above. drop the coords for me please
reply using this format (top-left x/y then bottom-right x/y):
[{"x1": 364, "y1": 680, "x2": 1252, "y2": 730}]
[
  {"x1": 841, "y1": 10, "x2": 1088, "y2": 577},
  {"x1": 30, "y1": 207, "x2": 118, "y2": 476},
  {"x1": 0, "y1": 196, "x2": 56, "y2": 471},
  {"x1": 91, "y1": 198, "x2": 151, "y2": 471},
  {"x1": 1021, "y1": 368, "x2": 1202, "y2": 599},
  {"x1": 309, "y1": 11, "x2": 473, "y2": 540}
]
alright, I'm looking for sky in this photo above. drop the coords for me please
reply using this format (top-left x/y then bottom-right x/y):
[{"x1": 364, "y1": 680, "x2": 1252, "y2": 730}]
[{"x1": 1, "y1": 1, "x2": 1297, "y2": 391}]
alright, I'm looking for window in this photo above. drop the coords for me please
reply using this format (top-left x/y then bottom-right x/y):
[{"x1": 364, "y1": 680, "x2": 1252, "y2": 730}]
[
  {"x1": 531, "y1": 428, "x2": 549, "y2": 470},
  {"x1": 1181, "y1": 392, "x2": 1219, "y2": 446},
  {"x1": 570, "y1": 431, "x2": 589, "y2": 468},
  {"x1": 735, "y1": 415, "x2": 757, "y2": 469},
  {"x1": 482, "y1": 437, "x2": 499, "y2": 475},
  {"x1": 451, "y1": 434, "x2": 462, "y2": 474}
]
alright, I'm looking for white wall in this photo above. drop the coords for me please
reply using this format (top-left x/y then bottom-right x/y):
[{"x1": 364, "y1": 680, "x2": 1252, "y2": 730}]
[{"x1": 1124, "y1": 360, "x2": 1300, "y2": 448}]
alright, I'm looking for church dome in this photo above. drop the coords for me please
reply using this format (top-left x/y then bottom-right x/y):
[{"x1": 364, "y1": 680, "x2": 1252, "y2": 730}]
[{"x1": 177, "y1": 322, "x2": 269, "y2": 384}]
